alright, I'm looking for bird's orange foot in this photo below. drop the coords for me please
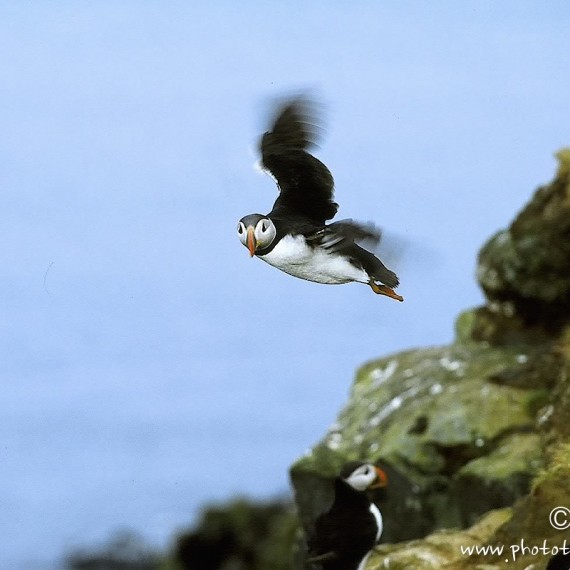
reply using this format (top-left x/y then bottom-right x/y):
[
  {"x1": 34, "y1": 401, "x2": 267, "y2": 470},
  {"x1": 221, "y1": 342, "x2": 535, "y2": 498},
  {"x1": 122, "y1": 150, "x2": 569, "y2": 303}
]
[{"x1": 369, "y1": 281, "x2": 404, "y2": 302}]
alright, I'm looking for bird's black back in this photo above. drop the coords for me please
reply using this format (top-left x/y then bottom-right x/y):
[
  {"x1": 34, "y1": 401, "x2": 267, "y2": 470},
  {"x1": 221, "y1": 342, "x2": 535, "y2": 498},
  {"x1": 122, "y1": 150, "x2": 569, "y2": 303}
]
[{"x1": 307, "y1": 478, "x2": 379, "y2": 570}]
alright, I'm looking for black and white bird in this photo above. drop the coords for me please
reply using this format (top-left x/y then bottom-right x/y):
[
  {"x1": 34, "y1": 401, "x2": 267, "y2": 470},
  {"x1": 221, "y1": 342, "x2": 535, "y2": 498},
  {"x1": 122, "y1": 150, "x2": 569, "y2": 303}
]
[
  {"x1": 307, "y1": 461, "x2": 388, "y2": 570},
  {"x1": 237, "y1": 97, "x2": 403, "y2": 301}
]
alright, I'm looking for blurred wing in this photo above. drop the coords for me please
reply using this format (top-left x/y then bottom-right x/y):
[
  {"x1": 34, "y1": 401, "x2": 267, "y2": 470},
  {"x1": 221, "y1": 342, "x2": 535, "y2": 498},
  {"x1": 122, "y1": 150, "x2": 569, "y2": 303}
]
[
  {"x1": 260, "y1": 97, "x2": 338, "y2": 224},
  {"x1": 307, "y1": 219, "x2": 382, "y2": 252}
]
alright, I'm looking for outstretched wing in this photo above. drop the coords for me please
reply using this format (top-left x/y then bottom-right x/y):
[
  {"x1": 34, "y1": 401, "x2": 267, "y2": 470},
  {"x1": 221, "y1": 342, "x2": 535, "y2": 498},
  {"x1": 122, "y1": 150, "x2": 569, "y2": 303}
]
[
  {"x1": 308, "y1": 219, "x2": 382, "y2": 251},
  {"x1": 260, "y1": 97, "x2": 338, "y2": 224}
]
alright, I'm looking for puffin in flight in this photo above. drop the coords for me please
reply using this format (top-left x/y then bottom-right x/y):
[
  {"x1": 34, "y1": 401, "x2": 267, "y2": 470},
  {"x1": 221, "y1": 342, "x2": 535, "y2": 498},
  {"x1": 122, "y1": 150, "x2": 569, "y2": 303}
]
[
  {"x1": 307, "y1": 461, "x2": 388, "y2": 570},
  {"x1": 237, "y1": 97, "x2": 403, "y2": 301}
]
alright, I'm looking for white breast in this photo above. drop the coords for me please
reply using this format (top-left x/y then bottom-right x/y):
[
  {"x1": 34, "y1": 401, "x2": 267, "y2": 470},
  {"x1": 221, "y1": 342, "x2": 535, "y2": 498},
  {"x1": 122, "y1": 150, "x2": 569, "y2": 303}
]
[
  {"x1": 259, "y1": 234, "x2": 369, "y2": 285},
  {"x1": 369, "y1": 502, "x2": 383, "y2": 542},
  {"x1": 356, "y1": 552, "x2": 372, "y2": 570},
  {"x1": 356, "y1": 504, "x2": 383, "y2": 570}
]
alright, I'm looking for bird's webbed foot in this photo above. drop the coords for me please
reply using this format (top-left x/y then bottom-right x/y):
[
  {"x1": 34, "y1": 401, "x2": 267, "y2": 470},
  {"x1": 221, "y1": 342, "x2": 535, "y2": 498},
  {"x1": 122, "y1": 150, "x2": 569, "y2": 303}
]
[{"x1": 369, "y1": 280, "x2": 404, "y2": 302}]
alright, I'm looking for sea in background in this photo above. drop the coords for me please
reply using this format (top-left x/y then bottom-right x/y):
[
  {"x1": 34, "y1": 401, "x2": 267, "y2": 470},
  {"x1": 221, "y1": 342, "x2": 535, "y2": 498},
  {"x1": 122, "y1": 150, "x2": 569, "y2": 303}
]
[{"x1": 1, "y1": 2, "x2": 569, "y2": 568}]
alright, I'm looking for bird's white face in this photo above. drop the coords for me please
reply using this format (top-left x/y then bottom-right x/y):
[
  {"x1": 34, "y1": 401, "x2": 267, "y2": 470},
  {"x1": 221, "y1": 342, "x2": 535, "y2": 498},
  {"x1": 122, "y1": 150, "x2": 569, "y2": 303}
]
[
  {"x1": 237, "y1": 216, "x2": 276, "y2": 256},
  {"x1": 344, "y1": 463, "x2": 388, "y2": 492}
]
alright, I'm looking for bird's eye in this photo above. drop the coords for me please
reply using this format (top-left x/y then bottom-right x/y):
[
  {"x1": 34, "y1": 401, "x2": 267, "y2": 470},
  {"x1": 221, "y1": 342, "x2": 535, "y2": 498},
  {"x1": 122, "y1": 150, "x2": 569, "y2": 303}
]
[
  {"x1": 261, "y1": 221, "x2": 268, "y2": 233},
  {"x1": 237, "y1": 223, "x2": 243, "y2": 234}
]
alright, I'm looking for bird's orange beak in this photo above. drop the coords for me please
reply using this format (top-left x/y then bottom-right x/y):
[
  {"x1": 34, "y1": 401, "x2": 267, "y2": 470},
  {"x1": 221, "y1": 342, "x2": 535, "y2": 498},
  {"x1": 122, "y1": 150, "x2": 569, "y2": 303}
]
[
  {"x1": 246, "y1": 226, "x2": 256, "y2": 257},
  {"x1": 370, "y1": 466, "x2": 388, "y2": 489}
]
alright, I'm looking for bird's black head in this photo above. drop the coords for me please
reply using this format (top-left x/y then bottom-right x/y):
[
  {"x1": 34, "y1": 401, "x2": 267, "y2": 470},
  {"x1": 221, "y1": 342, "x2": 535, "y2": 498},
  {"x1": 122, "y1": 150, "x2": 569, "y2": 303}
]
[
  {"x1": 340, "y1": 461, "x2": 388, "y2": 492},
  {"x1": 237, "y1": 214, "x2": 276, "y2": 256}
]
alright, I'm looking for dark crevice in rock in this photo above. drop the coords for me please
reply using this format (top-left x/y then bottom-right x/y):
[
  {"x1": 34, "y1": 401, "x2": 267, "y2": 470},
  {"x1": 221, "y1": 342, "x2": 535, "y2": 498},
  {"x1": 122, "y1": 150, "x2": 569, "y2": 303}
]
[
  {"x1": 488, "y1": 349, "x2": 563, "y2": 389},
  {"x1": 407, "y1": 415, "x2": 429, "y2": 435},
  {"x1": 432, "y1": 443, "x2": 485, "y2": 477}
]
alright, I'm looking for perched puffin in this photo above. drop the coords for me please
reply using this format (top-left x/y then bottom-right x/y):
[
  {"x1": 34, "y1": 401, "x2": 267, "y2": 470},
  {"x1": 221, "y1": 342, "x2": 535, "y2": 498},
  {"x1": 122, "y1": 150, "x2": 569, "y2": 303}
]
[
  {"x1": 237, "y1": 97, "x2": 403, "y2": 301},
  {"x1": 307, "y1": 461, "x2": 388, "y2": 570}
]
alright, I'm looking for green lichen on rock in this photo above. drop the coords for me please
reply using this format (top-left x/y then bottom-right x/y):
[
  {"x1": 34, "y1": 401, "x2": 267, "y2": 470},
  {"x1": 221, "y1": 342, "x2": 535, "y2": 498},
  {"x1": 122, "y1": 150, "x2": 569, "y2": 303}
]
[
  {"x1": 476, "y1": 149, "x2": 570, "y2": 333},
  {"x1": 355, "y1": 340, "x2": 569, "y2": 570},
  {"x1": 348, "y1": 403, "x2": 569, "y2": 570},
  {"x1": 314, "y1": 343, "x2": 537, "y2": 462},
  {"x1": 453, "y1": 433, "x2": 542, "y2": 527},
  {"x1": 454, "y1": 443, "x2": 570, "y2": 570},
  {"x1": 456, "y1": 433, "x2": 541, "y2": 482},
  {"x1": 367, "y1": 509, "x2": 512, "y2": 570}
]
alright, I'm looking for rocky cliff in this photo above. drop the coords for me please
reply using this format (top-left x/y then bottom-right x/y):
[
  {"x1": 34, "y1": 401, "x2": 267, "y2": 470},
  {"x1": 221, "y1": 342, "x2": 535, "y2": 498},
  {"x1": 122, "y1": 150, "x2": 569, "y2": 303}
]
[{"x1": 291, "y1": 150, "x2": 570, "y2": 569}]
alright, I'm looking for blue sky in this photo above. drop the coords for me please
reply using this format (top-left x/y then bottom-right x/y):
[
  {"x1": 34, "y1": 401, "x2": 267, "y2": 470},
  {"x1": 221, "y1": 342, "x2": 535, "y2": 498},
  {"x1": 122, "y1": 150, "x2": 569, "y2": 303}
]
[{"x1": 1, "y1": 2, "x2": 569, "y2": 568}]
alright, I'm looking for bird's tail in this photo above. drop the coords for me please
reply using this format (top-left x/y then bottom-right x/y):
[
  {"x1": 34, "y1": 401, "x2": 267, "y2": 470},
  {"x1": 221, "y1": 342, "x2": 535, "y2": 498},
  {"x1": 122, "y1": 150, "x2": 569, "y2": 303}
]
[{"x1": 356, "y1": 245, "x2": 400, "y2": 289}]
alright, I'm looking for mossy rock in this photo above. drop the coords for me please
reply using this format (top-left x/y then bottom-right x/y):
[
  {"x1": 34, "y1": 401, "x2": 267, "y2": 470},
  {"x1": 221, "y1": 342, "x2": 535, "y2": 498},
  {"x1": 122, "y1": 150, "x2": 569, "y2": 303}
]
[
  {"x1": 366, "y1": 442, "x2": 570, "y2": 569},
  {"x1": 291, "y1": 342, "x2": 546, "y2": 544},
  {"x1": 367, "y1": 508, "x2": 512, "y2": 570},
  {"x1": 453, "y1": 433, "x2": 542, "y2": 527},
  {"x1": 476, "y1": 149, "x2": 570, "y2": 332}
]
